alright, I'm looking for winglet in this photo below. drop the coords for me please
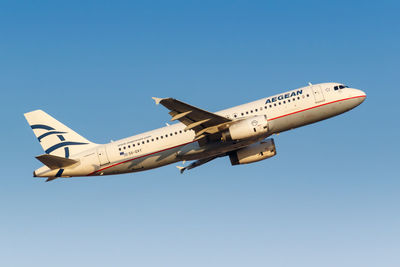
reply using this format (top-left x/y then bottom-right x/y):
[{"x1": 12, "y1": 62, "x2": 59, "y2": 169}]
[
  {"x1": 152, "y1": 97, "x2": 164, "y2": 105},
  {"x1": 176, "y1": 166, "x2": 186, "y2": 174}
]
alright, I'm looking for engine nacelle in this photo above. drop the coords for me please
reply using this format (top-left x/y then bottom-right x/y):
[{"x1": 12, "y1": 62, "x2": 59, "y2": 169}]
[
  {"x1": 229, "y1": 138, "x2": 276, "y2": 165},
  {"x1": 222, "y1": 115, "x2": 269, "y2": 141}
]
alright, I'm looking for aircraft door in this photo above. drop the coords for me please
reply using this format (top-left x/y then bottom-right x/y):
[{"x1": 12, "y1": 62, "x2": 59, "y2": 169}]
[
  {"x1": 97, "y1": 146, "x2": 110, "y2": 166},
  {"x1": 311, "y1": 85, "x2": 325, "y2": 103}
]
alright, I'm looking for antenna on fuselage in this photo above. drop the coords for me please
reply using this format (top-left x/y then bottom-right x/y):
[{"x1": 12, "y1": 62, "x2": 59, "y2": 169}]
[{"x1": 308, "y1": 82, "x2": 313, "y2": 86}]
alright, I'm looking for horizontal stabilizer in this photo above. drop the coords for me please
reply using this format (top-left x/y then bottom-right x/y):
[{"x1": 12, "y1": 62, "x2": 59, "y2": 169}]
[
  {"x1": 35, "y1": 154, "x2": 78, "y2": 169},
  {"x1": 45, "y1": 177, "x2": 59, "y2": 182}
]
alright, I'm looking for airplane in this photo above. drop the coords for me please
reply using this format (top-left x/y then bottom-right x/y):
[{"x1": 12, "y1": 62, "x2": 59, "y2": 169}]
[{"x1": 24, "y1": 82, "x2": 366, "y2": 182}]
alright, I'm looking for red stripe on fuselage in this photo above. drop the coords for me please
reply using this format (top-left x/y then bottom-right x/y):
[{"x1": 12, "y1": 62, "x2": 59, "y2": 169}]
[
  {"x1": 87, "y1": 95, "x2": 366, "y2": 176},
  {"x1": 87, "y1": 140, "x2": 198, "y2": 176},
  {"x1": 269, "y1": 95, "x2": 366, "y2": 121}
]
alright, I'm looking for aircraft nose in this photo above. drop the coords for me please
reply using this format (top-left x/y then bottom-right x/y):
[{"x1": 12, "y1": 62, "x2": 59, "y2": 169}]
[
  {"x1": 354, "y1": 88, "x2": 366, "y2": 98},
  {"x1": 354, "y1": 89, "x2": 366, "y2": 97},
  {"x1": 351, "y1": 88, "x2": 366, "y2": 105}
]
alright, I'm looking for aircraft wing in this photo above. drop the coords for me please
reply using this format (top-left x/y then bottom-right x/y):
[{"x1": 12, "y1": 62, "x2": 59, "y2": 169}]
[
  {"x1": 152, "y1": 97, "x2": 231, "y2": 140},
  {"x1": 177, "y1": 155, "x2": 219, "y2": 174}
]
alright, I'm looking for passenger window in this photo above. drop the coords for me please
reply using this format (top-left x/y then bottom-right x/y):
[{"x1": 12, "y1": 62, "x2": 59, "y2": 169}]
[
  {"x1": 170, "y1": 133, "x2": 173, "y2": 136},
  {"x1": 142, "y1": 141, "x2": 145, "y2": 144},
  {"x1": 265, "y1": 106, "x2": 267, "y2": 109},
  {"x1": 278, "y1": 102, "x2": 281, "y2": 105},
  {"x1": 241, "y1": 113, "x2": 244, "y2": 116},
  {"x1": 255, "y1": 109, "x2": 258, "y2": 112},
  {"x1": 269, "y1": 105, "x2": 272, "y2": 108},
  {"x1": 283, "y1": 101, "x2": 286, "y2": 104},
  {"x1": 119, "y1": 148, "x2": 121, "y2": 151},
  {"x1": 246, "y1": 111, "x2": 249, "y2": 114},
  {"x1": 274, "y1": 104, "x2": 276, "y2": 106},
  {"x1": 123, "y1": 146, "x2": 126, "y2": 149},
  {"x1": 128, "y1": 145, "x2": 130, "y2": 148},
  {"x1": 307, "y1": 94, "x2": 309, "y2": 97},
  {"x1": 234, "y1": 114, "x2": 237, "y2": 118},
  {"x1": 133, "y1": 144, "x2": 135, "y2": 147},
  {"x1": 179, "y1": 130, "x2": 182, "y2": 133}
]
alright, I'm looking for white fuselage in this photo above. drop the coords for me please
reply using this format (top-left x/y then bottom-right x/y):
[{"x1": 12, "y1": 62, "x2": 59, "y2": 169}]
[{"x1": 34, "y1": 82, "x2": 366, "y2": 178}]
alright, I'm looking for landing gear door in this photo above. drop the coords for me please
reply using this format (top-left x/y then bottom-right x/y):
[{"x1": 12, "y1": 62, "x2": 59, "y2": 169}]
[
  {"x1": 97, "y1": 146, "x2": 110, "y2": 166},
  {"x1": 311, "y1": 85, "x2": 325, "y2": 103}
]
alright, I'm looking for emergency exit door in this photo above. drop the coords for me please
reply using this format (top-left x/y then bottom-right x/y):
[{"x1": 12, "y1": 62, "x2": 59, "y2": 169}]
[
  {"x1": 311, "y1": 85, "x2": 325, "y2": 103},
  {"x1": 97, "y1": 147, "x2": 110, "y2": 166}
]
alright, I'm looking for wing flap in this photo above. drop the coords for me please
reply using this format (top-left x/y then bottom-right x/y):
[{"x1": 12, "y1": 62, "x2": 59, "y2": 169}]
[{"x1": 170, "y1": 110, "x2": 192, "y2": 121}]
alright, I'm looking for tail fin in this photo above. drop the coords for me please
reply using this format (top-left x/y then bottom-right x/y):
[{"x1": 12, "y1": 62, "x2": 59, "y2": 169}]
[{"x1": 24, "y1": 110, "x2": 98, "y2": 158}]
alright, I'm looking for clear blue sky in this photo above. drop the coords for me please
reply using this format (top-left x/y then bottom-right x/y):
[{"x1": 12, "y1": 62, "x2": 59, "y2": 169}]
[{"x1": 1, "y1": 1, "x2": 399, "y2": 266}]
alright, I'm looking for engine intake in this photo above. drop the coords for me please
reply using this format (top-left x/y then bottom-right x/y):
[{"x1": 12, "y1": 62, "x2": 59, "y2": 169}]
[{"x1": 229, "y1": 138, "x2": 277, "y2": 165}]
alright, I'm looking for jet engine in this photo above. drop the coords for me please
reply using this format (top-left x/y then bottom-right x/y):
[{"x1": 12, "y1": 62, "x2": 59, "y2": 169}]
[
  {"x1": 229, "y1": 138, "x2": 276, "y2": 165},
  {"x1": 222, "y1": 115, "x2": 269, "y2": 142}
]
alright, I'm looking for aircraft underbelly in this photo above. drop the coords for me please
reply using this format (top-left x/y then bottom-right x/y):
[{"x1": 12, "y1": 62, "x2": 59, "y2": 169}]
[
  {"x1": 270, "y1": 99, "x2": 356, "y2": 133},
  {"x1": 104, "y1": 138, "x2": 266, "y2": 174}
]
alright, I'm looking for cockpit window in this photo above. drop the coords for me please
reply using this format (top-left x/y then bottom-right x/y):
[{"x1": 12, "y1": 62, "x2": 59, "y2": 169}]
[{"x1": 334, "y1": 85, "x2": 349, "y2": 90}]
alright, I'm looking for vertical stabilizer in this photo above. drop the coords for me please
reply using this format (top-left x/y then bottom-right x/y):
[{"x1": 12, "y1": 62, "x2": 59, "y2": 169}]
[{"x1": 24, "y1": 110, "x2": 98, "y2": 158}]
